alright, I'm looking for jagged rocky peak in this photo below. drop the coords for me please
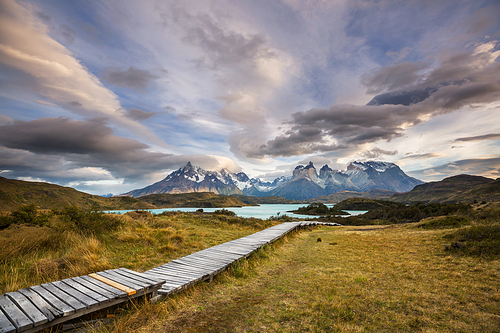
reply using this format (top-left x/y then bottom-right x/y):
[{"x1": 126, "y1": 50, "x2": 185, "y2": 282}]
[
  {"x1": 293, "y1": 161, "x2": 318, "y2": 182},
  {"x1": 319, "y1": 164, "x2": 333, "y2": 179}
]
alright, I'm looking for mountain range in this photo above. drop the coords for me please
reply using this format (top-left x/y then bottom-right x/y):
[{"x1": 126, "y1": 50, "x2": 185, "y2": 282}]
[{"x1": 122, "y1": 161, "x2": 423, "y2": 200}]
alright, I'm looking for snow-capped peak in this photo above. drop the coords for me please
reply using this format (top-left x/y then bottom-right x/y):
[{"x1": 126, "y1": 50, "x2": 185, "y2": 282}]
[{"x1": 348, "y1": 161, "x2": 397, "y2": 173}]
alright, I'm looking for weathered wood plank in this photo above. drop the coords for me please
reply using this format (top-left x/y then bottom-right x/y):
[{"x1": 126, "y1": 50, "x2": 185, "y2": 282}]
[
  {"x1": 51, "y1": 281, "x2": 98, "y2": 308},
  {"x1": 29, "y1": 285, "x2": 75, "y2": 317},
  {"x1": 114, "y1": 269, "x2": 164, "y2": 287},
  {"x1": 79, "y1": 276, "x2": 128, "y2": 298},
  {"x1": 162, "y1": 262, "x2": 211, "y2": 275},
  {"x1": 71, "y1": 277, "x2": 118, "y2": 301},
  {"x1": 5, "y1": 292, "x2": 48, "y2": 327},
  {"x1": 0, "y1": 294, "x2": 33, "y2": 332},
  {"x1": 17, "y1": 288, "x2": 62, "y2": 321},
  {"x1": 119, "y1": 268, "x2": 165, "y2": 284},
  {"x1": 88, "y1": 273, "x2": 136, "y2": 296},
  {"x1": 150, "y1": 266, "x2": 203, "y2": 278},
  {"x1": 148, "y1": 268, "x2": 202, "y2": 280},
  {"x1": 143, "y1": 272, "x2": 193, "y2": 285},
  {"x1": 102, "y1": 270, "x2": 149, "y2": 288},
  {"x1": 41, "y1": 283, "x2": 86, "y2": 311},
  {"x1": 0, "y1": 308, "x2": 16, "y2": 333},
  {"x1": 62, "y1": 279, "x2": 109, "y2": 304},
  {"x1": 174, "y1": 257, "x2": 225, "y2": 269}
]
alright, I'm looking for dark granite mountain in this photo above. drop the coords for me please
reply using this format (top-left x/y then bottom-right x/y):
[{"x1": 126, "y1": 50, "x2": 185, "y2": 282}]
[
  {"x1": 121, "y1": 162, "x2": 248, "y2": 197},
  {"x1": 248, "y1": 161, "x2": 423, "y2": 200},
  {"x1": 122, "y1": 161, "x2": 423, "y2": 200}
]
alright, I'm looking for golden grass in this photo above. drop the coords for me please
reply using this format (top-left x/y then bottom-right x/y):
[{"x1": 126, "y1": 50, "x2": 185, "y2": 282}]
[
  {"x1": 91, "y1": 224, "x2": 500, "y2": 333},
  {"x1": 0, "y1": 211, "x2": 276, "y2": 294}
]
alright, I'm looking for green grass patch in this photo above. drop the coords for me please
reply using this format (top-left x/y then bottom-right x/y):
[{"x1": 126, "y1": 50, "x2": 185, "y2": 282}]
[
  {"x1": 445, "y1": 224, "x2": 500, "y2": 258},
  {"x1": 417, "y1": 215, "x2": 470, "y2": 229}
]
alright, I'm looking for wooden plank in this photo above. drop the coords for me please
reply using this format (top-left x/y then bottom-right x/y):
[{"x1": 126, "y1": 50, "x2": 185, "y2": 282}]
[
  {"x1": 18, "y1": 288, "x2": 62, "y2": 321},
  {"x1": 79, "y1": 276, "x2": 128, "y2": 298},
  {"x1": 141, "y1": 272, "x2": 191, "y2": 284},
  {"x1": 102, "y1": 270, "x2": 150, "y2": 288},
  {"x1": 50, "y1": 281, "x2": 98, "y2": 308},
  {"x1": 150, "y1": 266, "x2": 203, "y2": 278},
  {"x1": 95, "y1": 271, "x2": 144, "y2": 291},
  {"x1": 142, "y1": 272, "x2": 193, "y2": 285},
  {"x1": 190, "y1": 253, "x2": 236, "y2": 264},
  {"x1": 5, "y1": 292, "x2": 48, "y2": 326},
  {"x1": 0, "y1": 309, "x2": 15, "y2": 333},
  {"x1": 0, "y1": 295, "x2": 33, "y2": 332},
  {"x1": 162, "y1": 262, "x2": 211, "y2": 275},
  {"x1": 148, "y1": 268, "x2": 202, "y2": 280},
  {"x1": 178, "y1": 255, "x2": 224, "y2": 266},
  {"x1": 114, "y1": 269, "x2": 164, "y2": 287},
  {"x1": 119, "y1": 268, "x2": 165, "y2": 285},
  {"x1": 71, "y1": 277, "x2": 118, "y2": 301},
  {"x1": 62, "y1": 279, "x2": 109, "y2": 304},
  {"x1": 29, "y1": 285, "x2": 75, "y2": 317},
  {"x1": 88, "y1": 273, "x2": 136, "y2": 296},
  {"x1": 174, "y1": 257, "x2": 225, "y2": 268},
  {"x1": 101, "y1": 270, "x2": 148, "y2": 289}
]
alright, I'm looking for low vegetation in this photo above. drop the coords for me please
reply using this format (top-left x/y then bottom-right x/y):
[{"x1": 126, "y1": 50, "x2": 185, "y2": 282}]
[
  {"x1": 333, "y1": 197, "x2": 405, "y2": 210},
  {"x1": 291, "y1": 203, "x2": 349, "y2": 216},
  {"x1": 317, "y1": 201, "x2": 473, "y2": 225},
  {"x1": 0, "y1": 205, "x2": 278, "y2": 294}
]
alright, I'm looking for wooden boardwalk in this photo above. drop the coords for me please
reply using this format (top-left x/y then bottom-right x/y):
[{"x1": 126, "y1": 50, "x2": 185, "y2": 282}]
[{"x1": 0, "y1": 221, "x2": 339, "y2": 332}]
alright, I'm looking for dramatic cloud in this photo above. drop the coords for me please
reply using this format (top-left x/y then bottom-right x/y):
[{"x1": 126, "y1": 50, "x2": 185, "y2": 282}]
[
  {"x1": 361, "y1": 62, "x2": 428, "y2": 94},
  {"x1": 250, "y1": 41, "x2": 500, "y2": 159},
  {"x1": 0, "y1": 117, "x2": 238, "y2": 184},
  {"x1": 124, "y1": 108, "x2": 159, "y2": 121},
  {"x1": 453, "y1": 133, "x2": 500, "y2": 142},
  {"x1": 0, "y1": 0, "x2": 121, "y2": 117},
  {"x1": 1, "y1": 0, "x2": 500, "y2": 193},
  {"x1": 101, "y1": 67, "x2": 159, "y2": 90},
  {"x1": 359, "y1": 148, "x2": 398, "y2": 160}
]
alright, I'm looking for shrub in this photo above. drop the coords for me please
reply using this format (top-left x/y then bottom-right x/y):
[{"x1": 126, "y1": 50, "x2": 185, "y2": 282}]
[
  {"x1": 56, "y1": 206, "x2": 122, "y2": 235},
  {"x1": 417, "y1": 216, "x2": 470, "y2": 229},
  {"x1": 0, "y1": 215, "x2": 12, "y2": 229},
  {"x1": 444, "y1": 224, "x2": 500, "y2": 257},
  {"x1": 213, "y1": 209, "x2": 236, "y2": 216},
  {"x1": 10, "y1": 204, "x2": 49, "y2": 226}
]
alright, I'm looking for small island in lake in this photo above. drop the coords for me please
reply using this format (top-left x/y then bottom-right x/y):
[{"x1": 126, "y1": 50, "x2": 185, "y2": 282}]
[{"x1": 290, "y1": 203, "x2": 350, "y2": 216}]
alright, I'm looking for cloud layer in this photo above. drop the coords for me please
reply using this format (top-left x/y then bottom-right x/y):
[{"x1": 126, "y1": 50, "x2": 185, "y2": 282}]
[{"x1": 1, "y1": 0, "x2": 499, "y2": 193}]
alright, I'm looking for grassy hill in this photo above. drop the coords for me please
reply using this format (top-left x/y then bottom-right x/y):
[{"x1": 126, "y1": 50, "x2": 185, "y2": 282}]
[
  {"x1": 0, "y1": 177, "x2": 154, "y2": 211},
  {"x1": 306, "y1": 189, "x2": 397, "y2": 203},
  {"x1": 391, "y1": 174, "x2": 499, "y2": 204},
  {"x1": 136, "y1": 192, "x2": 249, "y2": 208}
]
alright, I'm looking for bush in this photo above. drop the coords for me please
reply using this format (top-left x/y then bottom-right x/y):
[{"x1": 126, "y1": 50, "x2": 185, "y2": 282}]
[
  {"x1": 444, "y1": 224, "x2": 500, "y2": 257},
  {"x1": 0, "y1": 215, "x2": 12, "y2": 229},
  {"x1": 213, "y1": 209, "x2": 236, "y2": 216},
  {"x1": 417, "y1": 216, "x2": 470, "y2": 229},
  {"x1": 10, "y1": 204, "x2": 49, "y2": 226},
  {"x1": 55, "y1": 206, "x2": 122, "y2": 235}
]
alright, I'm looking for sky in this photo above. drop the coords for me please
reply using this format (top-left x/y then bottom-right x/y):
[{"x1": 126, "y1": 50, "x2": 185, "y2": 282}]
[{"x1": 1, "y1": 0, "x2": 500, "y2": 195}]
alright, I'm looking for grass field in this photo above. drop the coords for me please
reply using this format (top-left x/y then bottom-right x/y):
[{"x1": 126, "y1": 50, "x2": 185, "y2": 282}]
[
  {"x1": 91, "y1": 223, "x2": 500, "y2": 333},
  {"x1": 0, "y1": 210, "x2": 276, "y2": 294}
]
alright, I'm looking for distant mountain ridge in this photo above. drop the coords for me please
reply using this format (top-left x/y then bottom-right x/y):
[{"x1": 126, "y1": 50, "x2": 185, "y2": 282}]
[
  {"x1": 391, "y1": 174, "x2": 500, "y2": 204},
  {"x1": 122, "y1": 160, "x2": 423, "y2": 200}
]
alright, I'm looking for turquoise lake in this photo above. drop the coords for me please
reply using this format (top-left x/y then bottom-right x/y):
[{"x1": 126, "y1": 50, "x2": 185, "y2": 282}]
[{"x1": 106, "y1": 204, "x2": 368, "y2": 219}]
